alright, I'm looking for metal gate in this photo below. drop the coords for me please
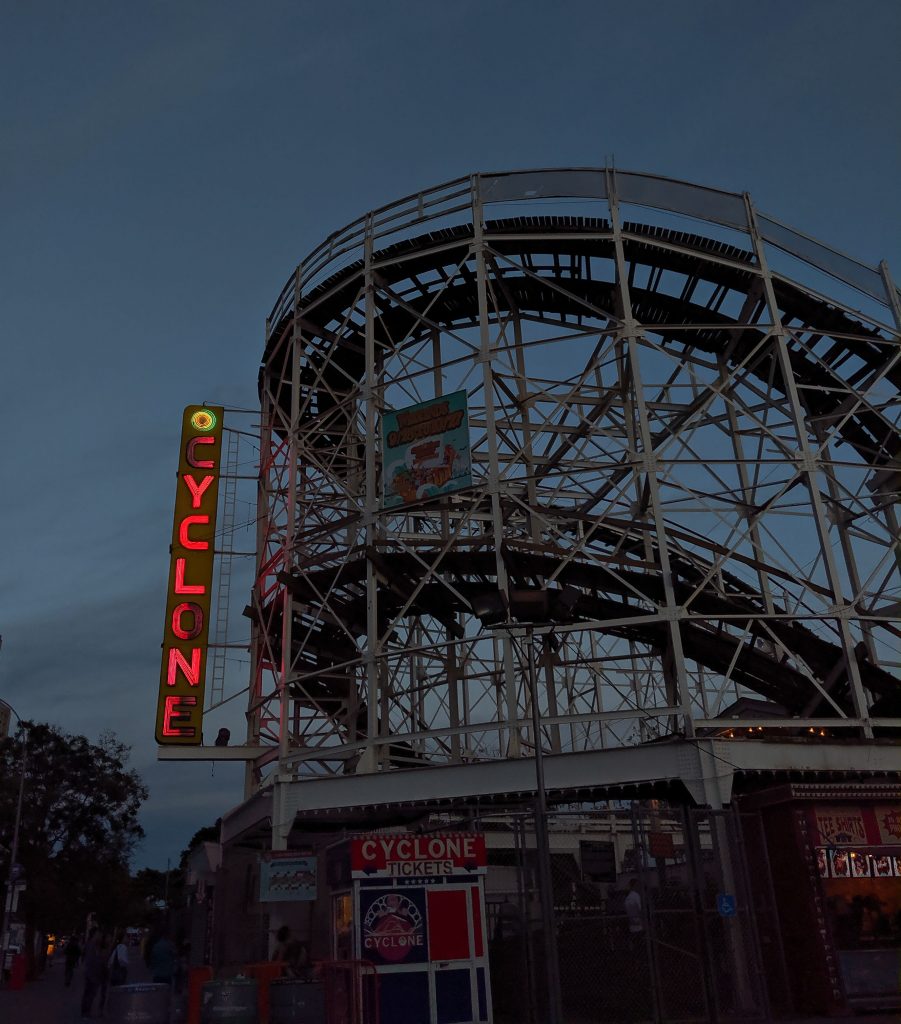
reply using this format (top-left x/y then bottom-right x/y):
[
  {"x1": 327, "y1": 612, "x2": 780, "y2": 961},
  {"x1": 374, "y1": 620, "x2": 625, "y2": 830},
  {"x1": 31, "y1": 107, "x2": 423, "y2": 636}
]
[{"x1": 484, "y1": 803, "x2": 774, "y2": 1024}]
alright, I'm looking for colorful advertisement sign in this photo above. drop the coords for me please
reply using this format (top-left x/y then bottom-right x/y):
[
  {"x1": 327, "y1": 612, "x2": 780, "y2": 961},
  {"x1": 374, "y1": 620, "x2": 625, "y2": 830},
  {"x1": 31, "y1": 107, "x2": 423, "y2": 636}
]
[
  {"x1": 156, "y1": 405, "x2": 224, "y2": 744},
  {"x1": 351, "y1": 833, "x2": 487, "y2": 879},
  {"x1": 874, "y1": 805, "x2": 901, "y2": 844},
  {"x1": 812, "y1": 804, "x2": 901, "y2": 847},
  {"x1": 260, "y1": 854, "x2": 318, "y2": 902},
  {"x1": 381, "y1": 391, "x2": 471, "y2": 507},
  {"x1": 360, "y1": 887, "x2": 429, "y2": 965}
]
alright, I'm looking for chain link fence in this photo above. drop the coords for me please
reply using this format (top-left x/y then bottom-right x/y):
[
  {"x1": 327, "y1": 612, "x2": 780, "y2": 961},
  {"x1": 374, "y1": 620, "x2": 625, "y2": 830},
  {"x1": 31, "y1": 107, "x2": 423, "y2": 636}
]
[{"x1": 478, "y1": 801, "x2": 776, "y2": 1023}]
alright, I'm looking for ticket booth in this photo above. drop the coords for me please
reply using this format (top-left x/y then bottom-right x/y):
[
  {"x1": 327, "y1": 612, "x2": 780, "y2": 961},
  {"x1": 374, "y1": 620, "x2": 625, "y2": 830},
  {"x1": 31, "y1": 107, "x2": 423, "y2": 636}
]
[{"x1": 327, "y1": 832, "x2": 492, "y2": 1024}]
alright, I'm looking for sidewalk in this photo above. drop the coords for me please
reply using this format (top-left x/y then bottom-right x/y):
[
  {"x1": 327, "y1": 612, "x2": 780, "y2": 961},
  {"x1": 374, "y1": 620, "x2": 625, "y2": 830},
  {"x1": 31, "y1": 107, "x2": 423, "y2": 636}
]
[
  {"x1": 4, "y1": 965, "x2": 896, "y2": 1024},
  {"x1": 0, "y1": 956, "x2": 158, "y2": 1024}
]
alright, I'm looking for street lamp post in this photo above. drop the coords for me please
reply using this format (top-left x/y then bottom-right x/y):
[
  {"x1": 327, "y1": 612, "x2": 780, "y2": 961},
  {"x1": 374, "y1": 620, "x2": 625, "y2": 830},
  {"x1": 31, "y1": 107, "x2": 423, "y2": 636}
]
[
  {"x1": 0, "y1": 701, "x2": 26, "y2": 984},
  {"x1": 524, "y1": 627, "x2": 564, "y2": 1024},
  {"x1": 484, "y1": 623, "x2": 564, "y2": 1024}
]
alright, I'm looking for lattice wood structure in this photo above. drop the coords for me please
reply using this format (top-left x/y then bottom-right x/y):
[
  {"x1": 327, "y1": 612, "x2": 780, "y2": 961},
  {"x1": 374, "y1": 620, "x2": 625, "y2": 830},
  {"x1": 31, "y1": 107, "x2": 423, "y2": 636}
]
[{"x1": 245, "y1": 169, "x2": 901, "y2": 788}]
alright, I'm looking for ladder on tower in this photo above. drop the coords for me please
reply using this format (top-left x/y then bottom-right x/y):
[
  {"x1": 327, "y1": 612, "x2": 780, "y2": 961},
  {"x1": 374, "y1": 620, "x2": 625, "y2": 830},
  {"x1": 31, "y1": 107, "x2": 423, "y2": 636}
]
[{"x1": 209, "y1": 426, "x2": 239, "y2": 708}]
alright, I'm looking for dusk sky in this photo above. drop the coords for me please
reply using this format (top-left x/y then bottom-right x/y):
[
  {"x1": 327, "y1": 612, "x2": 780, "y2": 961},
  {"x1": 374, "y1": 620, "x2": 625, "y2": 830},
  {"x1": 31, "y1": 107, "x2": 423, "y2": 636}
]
[{"x1": 1, "y1": 1, "x2": 898, "y2": 869}]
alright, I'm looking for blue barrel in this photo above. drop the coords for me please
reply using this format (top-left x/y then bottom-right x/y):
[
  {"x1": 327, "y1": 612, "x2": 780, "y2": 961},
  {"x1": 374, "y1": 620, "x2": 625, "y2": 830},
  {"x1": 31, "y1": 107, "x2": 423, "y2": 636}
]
[
  {"x1": 107, "y1": 982, "x2": 171, "y2": 1023},
  {"x1": 269, "y1": 979, "x2": 326, "y2": 1024},
  {"x1": 201, "y1": 979, "x2": 259, "y2": 1023}
]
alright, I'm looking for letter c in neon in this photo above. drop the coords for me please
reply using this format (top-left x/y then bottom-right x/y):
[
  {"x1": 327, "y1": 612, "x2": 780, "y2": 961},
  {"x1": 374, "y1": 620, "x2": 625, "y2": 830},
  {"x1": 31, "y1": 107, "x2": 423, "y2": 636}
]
[
  {"x1": 178, "y1": 514, "x2": 210, "y2": 550},
  {"x1": 187, "y1": 436, "x2": 216, "y2": 469}
]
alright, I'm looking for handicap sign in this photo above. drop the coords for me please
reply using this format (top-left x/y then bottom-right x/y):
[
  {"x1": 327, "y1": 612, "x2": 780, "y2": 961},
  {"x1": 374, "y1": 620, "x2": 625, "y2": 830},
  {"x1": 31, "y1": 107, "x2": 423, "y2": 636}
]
[{"x1": 716, "y1": 893, "x2": 736, "y2": 917}]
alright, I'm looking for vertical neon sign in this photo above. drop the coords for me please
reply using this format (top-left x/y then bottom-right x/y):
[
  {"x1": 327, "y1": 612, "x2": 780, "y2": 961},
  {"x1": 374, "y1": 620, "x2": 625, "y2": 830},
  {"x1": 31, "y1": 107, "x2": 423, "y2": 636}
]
[{"x1": 156, "y1": 405, "x2": 224, "y2": 744}]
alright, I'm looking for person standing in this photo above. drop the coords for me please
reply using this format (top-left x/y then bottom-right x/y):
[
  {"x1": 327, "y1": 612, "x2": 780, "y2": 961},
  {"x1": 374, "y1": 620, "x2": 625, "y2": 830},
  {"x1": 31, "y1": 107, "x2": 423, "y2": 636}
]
[
  {"x1": 624, "y1": 877, "x2": 644, "y2": 951},
  {"x1": 271, "y1": 924, "x2": 291, "y2": 964},
  {"x1": 64, "y1": 935, "x2": 82, "y2": 987}
]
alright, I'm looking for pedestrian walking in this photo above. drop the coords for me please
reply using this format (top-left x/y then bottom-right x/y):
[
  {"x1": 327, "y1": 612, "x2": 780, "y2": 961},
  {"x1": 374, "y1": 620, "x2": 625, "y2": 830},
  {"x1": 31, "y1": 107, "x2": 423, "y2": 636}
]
[
  {"x1": 64, "y1": 934, "x2": 82, "y2": 987},
  {"x1": 80, "y1": 928, "x2": 109, "y2": 1019},
  {"x1": 147, "y1": 928, "x2": 178, "y2": 987},
  {"x1": 108, "y1": 930, "x2": 129, "y2": 987}
]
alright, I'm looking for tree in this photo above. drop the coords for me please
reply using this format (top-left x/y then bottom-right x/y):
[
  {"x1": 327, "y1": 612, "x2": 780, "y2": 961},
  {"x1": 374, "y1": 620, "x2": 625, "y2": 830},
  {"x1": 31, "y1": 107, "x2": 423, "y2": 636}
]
[
  {"x1": 179, "y1": 821, "x2": 221, "y2": 871},
  {"x1": 0, "y1": 722, "x2": 148, "y2": 952}
]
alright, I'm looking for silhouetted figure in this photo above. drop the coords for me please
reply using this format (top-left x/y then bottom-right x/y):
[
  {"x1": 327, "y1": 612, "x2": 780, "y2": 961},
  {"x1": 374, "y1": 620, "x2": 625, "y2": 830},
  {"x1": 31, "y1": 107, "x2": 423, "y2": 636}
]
[
  {"x1": 81, "y1": 929, "x2": 109, "y2": 1018},
  {"x1": 64, "y1": 935, "x2": 81, "y2": 987}
]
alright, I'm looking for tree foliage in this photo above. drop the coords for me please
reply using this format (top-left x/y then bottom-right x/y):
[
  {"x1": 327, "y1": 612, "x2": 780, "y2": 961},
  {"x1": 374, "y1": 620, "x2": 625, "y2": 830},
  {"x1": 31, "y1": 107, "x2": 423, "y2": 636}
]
[
  {"x1": 0, "y1": 722, "x2": 148, "y2": 935},
  {"x1": 179, "y1": 821, "x2": 220, "y2": 870}
]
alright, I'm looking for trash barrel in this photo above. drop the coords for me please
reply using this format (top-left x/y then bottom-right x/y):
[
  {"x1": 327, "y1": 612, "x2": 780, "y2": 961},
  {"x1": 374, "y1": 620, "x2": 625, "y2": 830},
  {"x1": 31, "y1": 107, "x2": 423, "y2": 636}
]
[
  {"x1": 201, "y1": 978, "x2": 259, "y2": 1023},
  {"x1": 269, "y1": 980, "x2": 326, "y2": 1024},
  {"x1": 106, "y1": 983, "x2": 171, "y2": 1023}
]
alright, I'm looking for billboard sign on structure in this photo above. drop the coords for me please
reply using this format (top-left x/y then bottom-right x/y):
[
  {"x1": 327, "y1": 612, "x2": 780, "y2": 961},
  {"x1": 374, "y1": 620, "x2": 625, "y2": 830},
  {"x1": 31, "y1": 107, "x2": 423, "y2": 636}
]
[
  {"x1": 259, "y1": 854, "x2": 318, "y2": 902},
  {"x1": 351, "y1": 833, "x2": 487, "y2": 879},
  {"x1": 156, "y1": 405, "x2": 224, "y2": 745},
  {"x1": 381, "y1": 391, "x2": 471, "y2": 507}
]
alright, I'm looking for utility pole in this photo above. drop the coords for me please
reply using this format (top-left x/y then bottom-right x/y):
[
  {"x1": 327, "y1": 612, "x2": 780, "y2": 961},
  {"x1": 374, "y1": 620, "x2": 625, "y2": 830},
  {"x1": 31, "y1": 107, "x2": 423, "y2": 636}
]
[
  {"x1": 525, "y1": 628, "x2": 564, "y2": 1024},
  {"x1": 0, "y1": 702, "x2": 26, "y2": 985}
]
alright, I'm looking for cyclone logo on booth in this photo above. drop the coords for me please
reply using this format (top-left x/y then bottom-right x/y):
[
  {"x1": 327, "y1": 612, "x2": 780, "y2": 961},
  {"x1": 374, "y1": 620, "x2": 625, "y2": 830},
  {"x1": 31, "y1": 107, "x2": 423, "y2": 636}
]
[{"x1": 363, "y1": 893, "x2": 424, "y2": 963}]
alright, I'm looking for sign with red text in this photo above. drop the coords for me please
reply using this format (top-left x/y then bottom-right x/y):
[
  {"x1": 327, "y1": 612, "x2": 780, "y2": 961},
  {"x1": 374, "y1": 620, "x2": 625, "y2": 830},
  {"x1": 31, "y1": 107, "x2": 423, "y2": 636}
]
[
  {"x1": 875, "y1": 805, "x2": 901, "y2": 845},
  {"x1": 351, "y1": 833, "x2": 487, "y2": 879},
  {"x1": 813, "y1": 807, "x2": 868, "y2": 846},
  {"x1": 156, "y1": 405, "x2": 224, "y2": 744}
]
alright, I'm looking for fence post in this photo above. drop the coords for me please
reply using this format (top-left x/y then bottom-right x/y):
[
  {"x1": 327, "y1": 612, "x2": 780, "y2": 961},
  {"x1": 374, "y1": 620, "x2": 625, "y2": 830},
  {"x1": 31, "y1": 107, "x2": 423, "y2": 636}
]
[{"x1": 630, "y1": 801, "x2": 662, "y2": 1024}]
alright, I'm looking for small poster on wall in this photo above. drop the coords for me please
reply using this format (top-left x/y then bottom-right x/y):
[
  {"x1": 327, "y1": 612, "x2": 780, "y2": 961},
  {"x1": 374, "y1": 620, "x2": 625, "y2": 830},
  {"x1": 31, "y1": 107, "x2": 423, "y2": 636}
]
[
  {"x1": 829, "y1": 849, "x2": 850, "y2": 878},
  {"x1": 381, "y1": 391, "x2": 472, "y2": 507},
  {"x1": 873, "y1": 855, "x2": 894, "y2": 877},
  {"x1": 816, "y1": 848, "x2": 829, "y2": 878},
  {"x1": 850, "y1": 853, "x2": 871, "y2": 878}
]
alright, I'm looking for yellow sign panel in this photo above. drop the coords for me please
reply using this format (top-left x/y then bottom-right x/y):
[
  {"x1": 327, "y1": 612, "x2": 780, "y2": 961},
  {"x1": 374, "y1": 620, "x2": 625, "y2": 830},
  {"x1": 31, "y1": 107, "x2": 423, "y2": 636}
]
[{"x1": 156, "y1": 405, "x2": 224, "y2": 744}]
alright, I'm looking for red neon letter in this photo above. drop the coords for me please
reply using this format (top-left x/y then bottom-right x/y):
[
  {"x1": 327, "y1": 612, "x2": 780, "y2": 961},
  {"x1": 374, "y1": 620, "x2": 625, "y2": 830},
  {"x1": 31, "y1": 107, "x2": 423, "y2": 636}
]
[
  {"x1": 174, "y1": 557, "x2": 205, "y2": 595},
  {"x1": 187, "y1": 436, "x2": 216, "y2": 469},
  {"x1": 171, "y1": 602, "x2": 204, "y2": 640},
  {"x1": 184, "y1": 474, "x2": 214, "y2": 509},
  {"x1": 167, "y1": 646, "x2": 202, "y2": 686},
  {"x1": 178, "y1": 514, "x2": 210, "y2": 551},
  {"x1": 162, "y1": 695, "x2": 198, "y2": 738}
]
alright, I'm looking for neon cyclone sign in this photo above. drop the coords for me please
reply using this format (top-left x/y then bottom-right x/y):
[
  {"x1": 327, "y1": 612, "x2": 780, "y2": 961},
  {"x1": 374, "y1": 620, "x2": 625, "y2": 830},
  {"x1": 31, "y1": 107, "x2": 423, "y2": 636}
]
[{"x1": 155, "y1": 405, "x2": 224, "y2": 744}]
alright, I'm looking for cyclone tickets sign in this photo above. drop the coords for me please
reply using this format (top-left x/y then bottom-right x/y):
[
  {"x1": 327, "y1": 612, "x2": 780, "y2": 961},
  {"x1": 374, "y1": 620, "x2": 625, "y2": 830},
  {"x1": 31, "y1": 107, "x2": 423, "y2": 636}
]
[
  {"x1": 156, "y1": 405, "x2": 224, "y2": 744},
  {"x1": 351, "y1": 833, "x2": 486, "y2": 879}
]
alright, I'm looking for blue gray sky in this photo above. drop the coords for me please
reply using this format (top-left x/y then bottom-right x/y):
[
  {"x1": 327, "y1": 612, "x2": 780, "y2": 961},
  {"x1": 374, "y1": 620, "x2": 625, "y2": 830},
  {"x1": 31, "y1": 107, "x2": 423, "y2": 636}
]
[{"x1": 1, "y1": 1, "x2": 898, "y2": 869}]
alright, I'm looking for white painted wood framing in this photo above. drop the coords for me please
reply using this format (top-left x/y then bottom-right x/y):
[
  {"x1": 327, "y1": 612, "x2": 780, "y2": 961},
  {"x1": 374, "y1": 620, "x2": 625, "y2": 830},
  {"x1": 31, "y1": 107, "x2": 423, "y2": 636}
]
[{"x1": 163, "y1": 169, "x2": 901, "y2": 841}]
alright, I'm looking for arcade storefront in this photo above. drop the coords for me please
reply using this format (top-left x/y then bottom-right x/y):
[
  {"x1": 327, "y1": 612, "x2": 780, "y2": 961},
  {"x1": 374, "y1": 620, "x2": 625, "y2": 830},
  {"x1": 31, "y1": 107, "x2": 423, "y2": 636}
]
[{"x1": 742, "y1": 783, "x2": 901, "y2": 1014}]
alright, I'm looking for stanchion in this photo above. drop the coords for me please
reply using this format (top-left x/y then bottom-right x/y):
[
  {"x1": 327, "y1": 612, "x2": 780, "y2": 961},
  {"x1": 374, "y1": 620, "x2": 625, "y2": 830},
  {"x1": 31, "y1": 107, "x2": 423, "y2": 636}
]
[
  {"x1": 8, "y1": 953, "x2": 27, "y2": 991},
  {"x1": 187, "y1": 965, "x2": 214, "y2": 1024}
]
